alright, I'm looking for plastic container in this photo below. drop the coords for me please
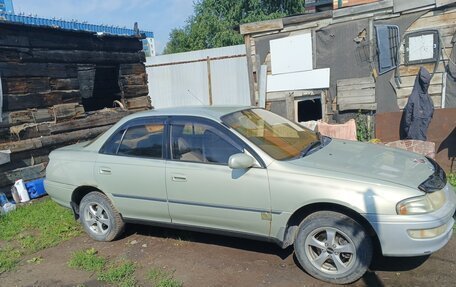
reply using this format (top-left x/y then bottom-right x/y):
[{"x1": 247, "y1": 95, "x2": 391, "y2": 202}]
[
  {"x1": 25, "y1": 178, "x2": 47, "y2": 199},
  {"x1": 14, "y1": 179, "x2": 30, "y2": 203},
  {"x1": 0, "y1": 192, "x2": 16, "y2": 215}
]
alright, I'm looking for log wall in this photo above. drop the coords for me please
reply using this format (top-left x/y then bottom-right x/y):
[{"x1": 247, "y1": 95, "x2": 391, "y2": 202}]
[{"x1": 0, "y1": 22, "x2": 151, "y2": 192}]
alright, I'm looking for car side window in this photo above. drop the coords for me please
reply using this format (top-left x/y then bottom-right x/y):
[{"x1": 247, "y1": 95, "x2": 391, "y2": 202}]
[
  {"x1": 101, "y1": 121, "x2": 165, "y2": 159},
  {"x1": 171, "y1": 121, "x2": 242, "y2": 165}
]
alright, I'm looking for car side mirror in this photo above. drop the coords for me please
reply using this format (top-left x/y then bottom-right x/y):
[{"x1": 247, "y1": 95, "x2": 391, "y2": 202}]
[{"x1": 228, "y1": 153, "x2": 255, "y2": 169}]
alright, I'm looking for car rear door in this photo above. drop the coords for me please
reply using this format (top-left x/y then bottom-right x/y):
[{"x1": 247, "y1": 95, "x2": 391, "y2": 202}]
[
  {"x1": 95, "y1": 117, "x2": 170, "y2": 223},
  {"x1": 165, "y1": 117, "x2": 271, "y2": 237}
]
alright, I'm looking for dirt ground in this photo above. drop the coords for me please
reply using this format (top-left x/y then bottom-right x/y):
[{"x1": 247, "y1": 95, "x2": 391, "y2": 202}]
[{"x1": 1, "y1": 223, "x2": 455, "y2": 287}]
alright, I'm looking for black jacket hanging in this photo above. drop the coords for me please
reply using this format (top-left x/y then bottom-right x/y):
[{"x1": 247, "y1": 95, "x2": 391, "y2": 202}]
[{"x1": 403, "y1": 67, "x2": 434, "y2": 141}]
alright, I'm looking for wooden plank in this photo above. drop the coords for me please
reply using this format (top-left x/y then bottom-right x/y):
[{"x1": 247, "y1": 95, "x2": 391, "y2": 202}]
[
  {"x1": 122, "y1": 85, "x2": 149, "y2": 98},
  {"x1": 338, "y1": 95, "x2": 376, "y2": 104},
  {"x1": 398, "y1": 63, "x2": 445, "y2": 77},
  {"x1": 0, "y1": 125, "x2": 110, "y2": 153},
  {"x1": 338, "y1": 89, "x2": 375, "y2": 99},
  {"x1": 0, "y1": 163, "x2": 46, "y2": 187},
  {"x1": 11, "y1": 109, "x2": 129, "y2": 140},
  {"x1": 396, "y1": 73, "x2": 443, "y2": 87},
  {"x1": 337, "y1": 83, "x2": 375, "y2": 91},
  {"x1": 0, "y1": 63, "x2": 78, "y2": 78},
  {"x1": 396, "y1": 84, "x2": 442, "y2": 98},
  {"x1": 282, "y1": 10, "x2": 333, "y2": 26},
  {"x1": 240, "y1": 19, "x2": 283, "y2": 35},
  {"x1": 125, "y1": 96, "x2": 151, "y2": 110},
  {"x1": 397, "y1": 95, "x2": 442, "y2": 109},
  {"x1": 21, "y1": 49, "x2": 145, "y2": 64},
  {"x1": 49, "y1": 110, "x2": 129, "y2": 134},
  {"x1": 339, "y1": 103, "x2": 377, "y2": 111},
  {"x1": 50, "y1": 103, "x2": 85, "y2": 121},
  {"x1": 0, "y1": 109, "x2": 53, "y2": 128},
  {"x1": 2, "y1": 77, "x2": 50, "y2": 94},
  {"x1": 0, "y1": 23, "x2": 143, "y2": 52},
  {"x1": 0, "y1": 48, "x2": 21, "y2": 62},
  {"x1": 50, "y1": 78, "x2": 79, "y2": 90},
  {"x1": 3, "y1": 91, "x2": 81, "y2": 111},
  {"x1": 337, "y1": 77, "x2": 375, "y2": 86},
  {"x1": 409, "y1": 11, "x2": 456, "y2": 30},
  {"x1": 120, "y1": 74, "x2": 147, "y2": 86},
  {"x1": 119, "y1": 63, "x2": 146, "y2": 75}
]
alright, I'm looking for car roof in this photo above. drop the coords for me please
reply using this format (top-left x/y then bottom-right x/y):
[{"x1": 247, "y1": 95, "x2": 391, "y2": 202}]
[{"x1": 131, "y1": 105, "x2": 253, "y2": 121}]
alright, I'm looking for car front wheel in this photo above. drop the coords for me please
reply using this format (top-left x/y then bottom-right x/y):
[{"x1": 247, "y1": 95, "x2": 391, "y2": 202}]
[
  {"x1": 294, "y1": 211, "x2": 372, "y2": 284},
  {"x1": 79, "y1": 191, "x2": 125, "y2": 241}
]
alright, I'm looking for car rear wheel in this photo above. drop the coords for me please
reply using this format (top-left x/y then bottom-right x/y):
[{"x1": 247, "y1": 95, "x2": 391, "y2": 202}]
[
  {"x1": 294, "y1": 211, "x2": 372, "y2": 284},
  {"x1": 79, "y1": 191, "x2": 125, "y2": 241}
]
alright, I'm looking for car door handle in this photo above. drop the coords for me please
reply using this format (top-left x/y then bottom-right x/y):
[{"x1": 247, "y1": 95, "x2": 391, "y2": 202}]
[
  {"x1": 171, "y1": 175, "x2": 187, "y2": 182},
  {"x1": 99, "y1": 168, "x2": 112, "y2": 175}
]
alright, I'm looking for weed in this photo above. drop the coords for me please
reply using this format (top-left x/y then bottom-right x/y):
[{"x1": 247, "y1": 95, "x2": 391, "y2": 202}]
[
  {"x1": 0, "y1": 198, "x2": 81, "y2": 273},
  {"x1": 448, "y1": 173, "x2": 456, "y2": 188},
  {"x1": 68, "y1": 248, "x2": 106, "y2": 273},
  {"x1": 355, "y1": 111, "x2": 374, "y2": 142},
  {"x1": 147, "y1": 268, "x2": 182, "y2": 287},
  {"x1": 98, "y1": 261, "x2": 137, "y2": 287}
]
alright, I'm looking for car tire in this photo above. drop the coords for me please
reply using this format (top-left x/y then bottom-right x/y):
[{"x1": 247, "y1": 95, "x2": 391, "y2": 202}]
[
  {"x1": 294, "y1": 211, "x2": 372, "y2": 284},
  {"x1": 79, "y1": 191, "x2": 125, "y2": 241}
]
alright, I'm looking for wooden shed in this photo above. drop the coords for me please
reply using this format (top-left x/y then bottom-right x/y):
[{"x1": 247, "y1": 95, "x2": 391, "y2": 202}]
[
  {"x1": 0, "y1": 21, "x2": 151, "y2": 193},
  {"x1": 240, "y1": 0, "x2": 456, "y2": 121}
]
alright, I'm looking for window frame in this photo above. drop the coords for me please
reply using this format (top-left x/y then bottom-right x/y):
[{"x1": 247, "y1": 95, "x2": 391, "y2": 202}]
[
  {"x1": 99, "y1": 116, "x2": 167, "y2": 160},
  {"x1": 167, "y1": 116, "x2": 266, "y2": 168}
]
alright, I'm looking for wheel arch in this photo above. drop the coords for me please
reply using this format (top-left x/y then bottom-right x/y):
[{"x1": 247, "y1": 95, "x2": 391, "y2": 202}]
[
  {"x1": 71, "y1": 186, "x2": 105, "y2": 219},
  {"x1": 283, "y1": 202, "x2": 382, "y2": 255}
]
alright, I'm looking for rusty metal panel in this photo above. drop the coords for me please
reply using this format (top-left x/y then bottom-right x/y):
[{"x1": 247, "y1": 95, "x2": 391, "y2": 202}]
[{"x1": 376, "y1": 108, "x2": 456, "y2": 172}]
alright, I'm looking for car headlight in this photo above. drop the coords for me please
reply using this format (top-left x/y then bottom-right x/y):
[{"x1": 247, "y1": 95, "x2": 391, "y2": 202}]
[{"x1": 397, "y1": 189, "x2": 446, "y2": 215}]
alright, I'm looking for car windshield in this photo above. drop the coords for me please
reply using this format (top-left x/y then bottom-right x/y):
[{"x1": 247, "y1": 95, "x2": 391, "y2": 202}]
[{"x1": 222, "y1": 109, "x2": 318, "y2": 160}]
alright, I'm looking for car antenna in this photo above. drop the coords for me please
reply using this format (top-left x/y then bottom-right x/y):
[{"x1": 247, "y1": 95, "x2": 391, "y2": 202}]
[{"x1": 187, "y1": 89, "x2": 206, "y2": 105}]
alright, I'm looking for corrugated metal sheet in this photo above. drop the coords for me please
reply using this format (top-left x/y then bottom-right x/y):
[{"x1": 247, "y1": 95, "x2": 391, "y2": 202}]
[
  {"x1": 0, "y1": 13, "x2": 154, "y2": 37},
  {"x1": 146, "y1": 45, "x2": 251, "y2": 108}
]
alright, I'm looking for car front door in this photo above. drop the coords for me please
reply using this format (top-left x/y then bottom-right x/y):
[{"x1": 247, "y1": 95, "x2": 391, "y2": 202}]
[
  {"x1": 165, "y1": 117, "x2": 271, "y2": 237},
  {"x1": 95, "y1": 117, "x2": 170, "y2": 223}
]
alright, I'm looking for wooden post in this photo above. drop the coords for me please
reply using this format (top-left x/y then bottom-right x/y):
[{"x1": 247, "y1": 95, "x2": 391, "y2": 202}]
[
  {"x1": 258, "y1": 65, "x2": 268, "y2": 108},
  {"x1": 206, "y1": 56, "x2": 213, "y2": 106},
  {"x1": 244, "y1": 35, "x2": 256, "y2": 106}
]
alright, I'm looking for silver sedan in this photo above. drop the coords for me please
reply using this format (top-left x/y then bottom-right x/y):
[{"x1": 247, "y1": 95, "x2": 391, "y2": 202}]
[{"x1": 45, "y1": 106, "x2": 456, "y2": 284}]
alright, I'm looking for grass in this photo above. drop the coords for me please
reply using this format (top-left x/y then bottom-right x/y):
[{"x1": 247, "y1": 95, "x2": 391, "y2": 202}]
[
  {"x1": 68, "y1": 248, "x2": 106, "y2": 273},
  {"x1": 147, "y1": 268, "x2": 182, "y2": 287},
  {"x1": 98, "y1": 261, "x2": 137, "y2": 287},
  {"x1": 0, "y1": 198, "x2": 82, "y2": 273}
]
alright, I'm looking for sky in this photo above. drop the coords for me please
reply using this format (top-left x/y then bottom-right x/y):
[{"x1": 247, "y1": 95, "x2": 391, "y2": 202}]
[{"x1": 12, "y1": 0, "x2": 195, "y2": 54}]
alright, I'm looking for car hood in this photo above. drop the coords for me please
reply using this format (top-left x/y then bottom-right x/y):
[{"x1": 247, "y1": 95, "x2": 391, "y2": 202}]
[{"x1": 287, "y1": 139, "x2": 434, "y2": 190}]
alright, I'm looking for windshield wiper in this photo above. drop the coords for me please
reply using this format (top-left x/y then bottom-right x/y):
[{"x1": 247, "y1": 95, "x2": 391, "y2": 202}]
[
  {"x1": 299, "y1": 135, "x2": 332, "y2": 158},
  {"x1": 300, "y1": 140, "x2": 322, "y2": 158}
]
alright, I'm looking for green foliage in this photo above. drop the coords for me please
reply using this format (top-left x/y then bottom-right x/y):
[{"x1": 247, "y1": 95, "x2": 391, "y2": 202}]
[
  {"x1": 448, "y1": 173, "x2": 456, "y2": 188},
  {"x1": 98, "y1": 261, "x2": 137, "y2": 287},
  {"x1": 164, "y1": 0, "x2": 306, "y2": 54},
  {"x1": 0, "y1": 198, "x2": 82, "y2": 273},
  {"x1": 147, "y1": 268, "x2": 182, "y2": 287},
  {"x1": 355, "y1": 111, "x2": 374, "y2": 142},
  {"x1": 68, "y1": 248, "x2": 106, "y2": 273}
]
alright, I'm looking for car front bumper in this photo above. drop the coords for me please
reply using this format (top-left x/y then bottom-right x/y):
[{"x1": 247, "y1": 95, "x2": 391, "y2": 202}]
[{"x1": 365, "y1": 183, "x2": 456, "y2": 257}]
